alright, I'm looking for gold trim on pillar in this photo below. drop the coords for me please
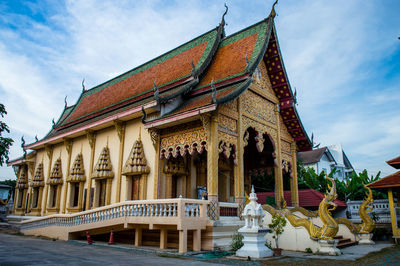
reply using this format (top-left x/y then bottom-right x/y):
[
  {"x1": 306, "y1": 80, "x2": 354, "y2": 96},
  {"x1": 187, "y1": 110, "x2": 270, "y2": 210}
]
[
  {"x1": 148, "y1": 128, "x2": 160, "y2": 199},
  {"x1": 114, "y1": 120, "x2": 126, "y2": 203},
  {"x1": 62, "y1": 139, "x2": 73, "y2": 213},
  {"x1": 207, "y1": 114, "x2": 219, "y2": 220},
  {"x1": 42, "y1": 145, "x2": 53, "y2": 215},
  {"x1": 290, "y1": 142, "x2": 299, "y2": 207},
  {"x1": 275, "y1": 105, "x2": 284, "y2": 208},
  {"x1": 85, "y1": 131, "x2": 96, "y2": 210}
]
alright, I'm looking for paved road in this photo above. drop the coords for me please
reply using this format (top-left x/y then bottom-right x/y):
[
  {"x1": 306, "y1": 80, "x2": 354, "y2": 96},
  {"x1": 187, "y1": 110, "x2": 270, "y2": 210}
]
[{"x1": 0, "y1": 233, "x2": 221, "y2": 266}]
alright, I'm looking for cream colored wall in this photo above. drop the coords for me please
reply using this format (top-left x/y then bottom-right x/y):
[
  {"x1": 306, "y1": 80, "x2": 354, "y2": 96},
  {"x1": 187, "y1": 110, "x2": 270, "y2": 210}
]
[{"x1": 123, "y1": 119, "x2": 156, "y2": 200}]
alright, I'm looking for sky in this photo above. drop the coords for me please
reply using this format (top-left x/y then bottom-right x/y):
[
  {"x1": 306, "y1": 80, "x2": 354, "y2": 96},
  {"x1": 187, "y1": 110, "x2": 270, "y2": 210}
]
[{"x1": 0, "y1": 0, "x2": 399, "y2": 181}]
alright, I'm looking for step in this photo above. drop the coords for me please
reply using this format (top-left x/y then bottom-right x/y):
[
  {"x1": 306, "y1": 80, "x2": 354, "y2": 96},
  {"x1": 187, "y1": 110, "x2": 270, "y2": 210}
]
[
  {"x1": 336, "y1": 239, "x2": 357, "y2": 248},
  {"x1": 333, "y1": 235, "x2": 343, "y2": 240}
]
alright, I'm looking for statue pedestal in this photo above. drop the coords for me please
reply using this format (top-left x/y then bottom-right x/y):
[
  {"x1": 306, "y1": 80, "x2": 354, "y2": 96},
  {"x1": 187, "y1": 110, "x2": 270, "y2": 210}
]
[
  {"x1": 358, "y1": 233, "x2": 375, "y2": 245},
  {"x1": 236, "y1": 228, "x2": 273, "y2": 258},
  {"x1": 317, "y1": 239, "x2": 340, "y2": 256}
]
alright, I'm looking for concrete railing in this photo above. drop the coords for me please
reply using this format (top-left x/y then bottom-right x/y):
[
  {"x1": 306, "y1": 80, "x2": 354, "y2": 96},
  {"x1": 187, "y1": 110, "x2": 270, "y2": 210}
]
[
  {"x1": 20, "y1": 198, "x2": 210, "y2": 231},
  {"x1": 346, "y1": 199, "x2": 396, "y2": 224}
]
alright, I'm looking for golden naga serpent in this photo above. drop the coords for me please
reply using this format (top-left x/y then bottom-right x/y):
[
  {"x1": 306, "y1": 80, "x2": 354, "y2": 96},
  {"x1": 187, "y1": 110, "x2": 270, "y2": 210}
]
[
  {"x1": 335, "y1": 184, "x2": 375, "y2": 234},
  {"x1": 263, "y1": 174, "x2": 340, "y2": 240}
]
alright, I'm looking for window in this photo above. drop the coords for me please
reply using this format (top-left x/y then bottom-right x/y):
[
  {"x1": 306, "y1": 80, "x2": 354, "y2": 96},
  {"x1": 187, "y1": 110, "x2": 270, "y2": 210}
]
[
  {"x1": 32, "y1": 187, "x2": 39, "y2": 208},
  {"x1": 17, "y1": 189, "x2": 23, "y2": 208},
  {"x1": 72, "y1": 183, "x2": 80, "y2": 207}
]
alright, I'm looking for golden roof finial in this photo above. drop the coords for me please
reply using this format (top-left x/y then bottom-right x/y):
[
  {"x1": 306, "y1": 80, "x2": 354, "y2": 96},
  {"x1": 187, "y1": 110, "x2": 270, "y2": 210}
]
[
  {"x1": 269, "y1": 0, "x2": 278, "y2": 18},
  {"x1": 139, "y1": 127, "x2": 142, "y2": 141},
  {"x1": 221, "y1": 3, "x2": 228, "y2": 26},
  {"x1": 80, "y1": 143, "x2": 83, "y2": 153},
  {"x1": 106, "y1": 136, "x2": 109, "y2": 148}
]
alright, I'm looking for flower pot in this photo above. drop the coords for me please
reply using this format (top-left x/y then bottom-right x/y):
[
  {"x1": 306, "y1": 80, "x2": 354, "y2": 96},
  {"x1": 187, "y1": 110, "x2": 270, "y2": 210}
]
[{"x1": 273, "y1": 248, "x2": 282, "y2": 256}]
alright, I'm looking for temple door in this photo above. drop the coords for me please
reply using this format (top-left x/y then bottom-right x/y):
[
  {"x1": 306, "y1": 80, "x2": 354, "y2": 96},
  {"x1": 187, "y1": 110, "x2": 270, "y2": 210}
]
[
  {"x1": 171, "y1": 174, "x2": 177, "y2": 198},
  {"x1": 131, "y1": 176, "x2": 140, "y2": 200}
]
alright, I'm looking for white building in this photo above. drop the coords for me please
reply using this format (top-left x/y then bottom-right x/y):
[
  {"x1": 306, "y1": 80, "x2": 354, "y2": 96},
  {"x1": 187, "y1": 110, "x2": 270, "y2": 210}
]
[{"x1": 298, "y1": 144, "x2": 354, "y2": 180}]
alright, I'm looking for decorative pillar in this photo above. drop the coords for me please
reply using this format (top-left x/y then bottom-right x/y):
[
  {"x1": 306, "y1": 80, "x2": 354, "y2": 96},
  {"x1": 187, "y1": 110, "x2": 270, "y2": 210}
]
[
  {"x1": 85, "y1": 131, "x2": 96, "y2": 210},
  {"x1": 274, "y1": 105, "x2": 284, "y2": 208},
  {"x1": 235, "y1": 98, "x2": 245, "y2": 215},
  {"x1": 148, "y1": 128, "x2": 160, "y2": 199},
  {"x1": 388, "y1": 189, "x2": 399, "y2": 237},
  {"x1": 140, "y1": 174, "x2": 148, "y2": 200},
  {"x1": 165, "y1": 173, "x2": 173, "y2": 198},
  {"x1": 290, "y1": 142, "x2": 299, "y2": 207},
  {"x1": 207, "y1": 114, "x2": 219, "y2": 219},
  {"x1": 106, "y1": 179, "x2": 112, "y2": 205},
  {"x1": 62, "y1": 139, "x2": 73, "y2": 213},
  {"x1": 42, "y1": 145, "x2": 53, "y2": 215},
  {"x1": 114, "y1": 120, "x2": 126, "y2": 203}
]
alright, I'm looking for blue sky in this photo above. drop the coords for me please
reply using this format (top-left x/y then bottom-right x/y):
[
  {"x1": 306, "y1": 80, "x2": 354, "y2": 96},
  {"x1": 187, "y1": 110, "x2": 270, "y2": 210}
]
[{"x1": 0, "y1": 0, "x2": 399, "y2": 180}]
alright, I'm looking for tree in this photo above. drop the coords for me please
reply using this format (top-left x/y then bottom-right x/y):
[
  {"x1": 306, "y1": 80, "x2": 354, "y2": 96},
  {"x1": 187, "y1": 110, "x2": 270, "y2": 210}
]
[
  {"x1": 297, "y1": 160, "x2": 386, "y2": 201},
  {"x1": 0, "y1": 103, "x2": 13, "y2": 166}
]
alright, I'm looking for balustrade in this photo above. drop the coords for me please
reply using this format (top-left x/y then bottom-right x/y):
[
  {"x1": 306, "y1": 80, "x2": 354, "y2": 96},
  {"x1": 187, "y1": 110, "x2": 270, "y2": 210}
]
[{"x1": 20, "y1": 198, "x2": 209, "y2": 231}]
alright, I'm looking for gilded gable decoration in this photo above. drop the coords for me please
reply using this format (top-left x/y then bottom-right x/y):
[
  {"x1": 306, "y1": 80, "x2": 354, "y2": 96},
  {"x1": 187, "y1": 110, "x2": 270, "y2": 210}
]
[
  {"x1": 122, "y1": 134, "x2": 150, "y2": 176},
  {"x1": 92, "y1": 147, "x2": 114, "y2": 179},
  {"x1": 31, "y1": 163, "x2": 44, "y2": 187},
  {"x1": 16, "y1": 166, "x2": 28, "y2": 189},
  {"x1": 48, "y1": 158, "x2": 63, "y2": 185},
  {"x1": 160, "y1": 126, "x2": 207, "y2": 159},
  {"x1": 68, "y1": 153, "x2": 86, "y2": 182}
]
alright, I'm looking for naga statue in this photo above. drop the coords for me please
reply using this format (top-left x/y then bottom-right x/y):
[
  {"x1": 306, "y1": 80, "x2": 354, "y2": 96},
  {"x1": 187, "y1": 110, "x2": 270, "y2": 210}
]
[
  {"x1": 336, "y1": 184, "x2": 375, "y2": 234},
  {"x1": 308, "y1": 176, "x2": 339, "y2": 240},
  {"x1": 262, "y1": 174, "x2": 339, "y2": 240}
]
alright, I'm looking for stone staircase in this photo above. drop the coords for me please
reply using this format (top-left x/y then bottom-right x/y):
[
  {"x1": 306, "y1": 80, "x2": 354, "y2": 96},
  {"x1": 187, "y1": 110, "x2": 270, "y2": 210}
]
[
  {"x1": 210, "y1": 216, "x2": 244, "y2": 250},
  {"x1": 334, "y1": 235, "x2": 357, "y2": 248}
]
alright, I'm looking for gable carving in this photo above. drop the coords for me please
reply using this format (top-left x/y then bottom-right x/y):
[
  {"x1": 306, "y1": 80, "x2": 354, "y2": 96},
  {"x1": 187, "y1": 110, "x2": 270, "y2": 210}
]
[
  {"x1": 16, "y1": 166, "x2": 28, "y2": 189},
  {"x1": 68, "y1": 153, "x2": 86, "y2": 182},
  {"x1": 32, "y1": 163, "x2": 44, "y2": 187},
  {"x1": 48, "y1": 158, "x2": 63, "y2": 185},
  {"x1": 242, "y1": 90, "x2": 276, "y2": 125},
  {"x1": 92, "y1": 147, "x2": 114, "y2": 179},
  {"x1": 122, "y1": 134, "x2": 150, "y2": 176}
]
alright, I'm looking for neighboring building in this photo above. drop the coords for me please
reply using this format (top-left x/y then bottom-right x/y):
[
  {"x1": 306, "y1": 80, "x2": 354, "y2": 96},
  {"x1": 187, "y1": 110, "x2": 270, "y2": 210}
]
[
  {"x1": 297, "y1": 144, "x2": 354, "y2": 180},
  {"x1": 8, "y1": 5, "x2": 313, "y2": 252}
]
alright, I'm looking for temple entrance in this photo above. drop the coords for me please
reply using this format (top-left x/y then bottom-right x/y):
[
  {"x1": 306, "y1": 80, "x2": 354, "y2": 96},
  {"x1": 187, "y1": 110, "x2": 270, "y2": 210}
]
[
  {"x1": 243, "y1": 127, "x2": 276, "y2": 195},
  {"x1": 218, "y1": 154, "x2": 235, "y2": 203},
  {"x1": 164, "y1": 155, "x2": 189, "y2": 198}
]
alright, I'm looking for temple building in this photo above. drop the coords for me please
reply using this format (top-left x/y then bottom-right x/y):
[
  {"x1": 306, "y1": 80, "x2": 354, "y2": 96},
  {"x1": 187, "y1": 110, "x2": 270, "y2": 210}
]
[{"x1": 8, "y1": 5, "x2": 312, "y2": 252}]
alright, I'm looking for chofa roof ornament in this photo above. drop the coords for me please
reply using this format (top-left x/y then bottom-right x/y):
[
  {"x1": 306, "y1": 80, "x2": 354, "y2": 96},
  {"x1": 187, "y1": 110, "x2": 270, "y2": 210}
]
[
  {"x1": 269, "y1": 0, "x2": 278, "y2": 18},
  {"x1": 220, "y1": 3, "x2": 229, "y2": 27}
]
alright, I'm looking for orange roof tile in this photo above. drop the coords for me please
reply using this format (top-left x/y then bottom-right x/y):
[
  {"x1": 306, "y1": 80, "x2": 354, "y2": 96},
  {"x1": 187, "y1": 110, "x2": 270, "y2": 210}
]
[{"x1": 368, "y1": 171, "x2": 400, "y2": 189}]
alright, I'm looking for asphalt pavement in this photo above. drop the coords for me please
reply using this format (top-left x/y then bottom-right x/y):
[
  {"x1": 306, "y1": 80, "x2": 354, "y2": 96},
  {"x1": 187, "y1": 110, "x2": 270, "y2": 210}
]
[{"x1": 0, "y1": 233, "x2": 220, "y2": 266}]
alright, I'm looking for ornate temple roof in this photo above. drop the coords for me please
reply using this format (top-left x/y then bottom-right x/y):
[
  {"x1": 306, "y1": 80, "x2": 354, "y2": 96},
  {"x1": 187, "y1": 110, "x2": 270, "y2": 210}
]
[
  {"x1": 387, "y1": 155, "x2": 400, "y2": 169},
  {"x1": 368, "y1": 171, "x2": 400, "y2": 190},
  {"x1": 25, "y1": 7, "x2": 312, "y2": 152}
]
